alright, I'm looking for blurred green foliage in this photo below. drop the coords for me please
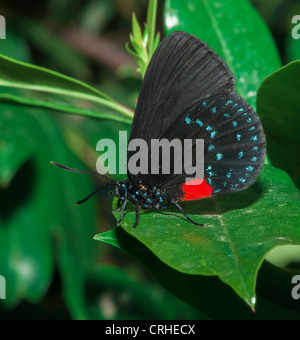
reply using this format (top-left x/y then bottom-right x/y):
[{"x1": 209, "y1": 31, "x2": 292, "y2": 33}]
[{"x1": 0, "y1": 0, "x2": 299, "y2": 320}]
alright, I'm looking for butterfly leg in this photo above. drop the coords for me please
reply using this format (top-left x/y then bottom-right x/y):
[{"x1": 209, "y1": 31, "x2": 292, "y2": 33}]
[
  {"x1": 112, "y1": 199, "x2": 121, "y2": 214},
  {"x1": 171, "y1": 201, "x2": 205, "y2": 227},
  {"x1": 117, "y1": 199, "x2": 128, "y2": 226},
  {"x1": 132, "y1": 203, "x2": 140, "y2": 230}
]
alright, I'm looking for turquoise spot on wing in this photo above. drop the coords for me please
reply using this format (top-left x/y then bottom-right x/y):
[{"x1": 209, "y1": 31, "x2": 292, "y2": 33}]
[
  {"x1": 216, "y1": 153, "x2": 223, "y2": 161},
  {"x1": 238, "y1": 151, "x2": 244, "y2": 159},
  {"x1": 224, "y1": 113, "x2": 230, "y2": 118},
  {"x1": 251, "y1": 136, "x2": 258, "y2": 142},
  {"x1": 206, "y1": 126, "x2": 213, "y2": 131},
  {"x1": 196, "y1": 119, "x2": 203, "y2": 127},
  {"x1": 202, "y1": 101, "x2": 207, "y2": 108},
  {"x1": 211, "y1": 107, "x2": 217, "y2": 114},
  {"x1": 226, "y1": 172, "x2": 232, "y2": 179},
  {"x1": 225, "y1": 100, "x2": 233, "y2": 106},
  {"x1": 252, "y1": 146, "x2": 258, "y2": 151},
  {"x1": 245, "y1": 166, "x2": 254, "y2": 172},
  {"x1": 210, "y1": 131, "x2": 217, "y2": 139},
  {"x1": 208, "y1": 171, "x2": 216, "y2": 177},
  {"x1": 251, "y1": 157, "x2": 258, "y2": 162},
  {"x1": 232, "y1": 121, "x2": 238, "y2": 127},
  {"x1": 185, "y1": 115, "x2": 192, "y2": 125},
  {"x1": 208, "y1": 145, "x2": 215, "y2": 151},
  {"x1": 237, "y1": 134, "x2": 242, "y2": 141}
]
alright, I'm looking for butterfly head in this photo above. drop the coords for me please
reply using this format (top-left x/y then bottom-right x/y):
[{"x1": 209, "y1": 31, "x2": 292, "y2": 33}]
[{"x1": 116, "y1": 181, "x2": 128, "y2": 201}]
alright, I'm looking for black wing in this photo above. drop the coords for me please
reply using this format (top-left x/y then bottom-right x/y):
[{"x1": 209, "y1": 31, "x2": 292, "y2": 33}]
[
  {"x1": 158, "y1": 92, "x2": 266, "y2": 201},
  {"x1": 127, "y1": 31, "x2": 235, "y2": 187},
  {"x1": 127, "y1": 31, "x2": 265, "y2": 199}
]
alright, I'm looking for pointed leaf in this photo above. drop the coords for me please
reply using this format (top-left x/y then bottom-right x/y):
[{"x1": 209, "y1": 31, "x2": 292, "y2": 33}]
[
  {"x1": 257, "y1": 61, "x2": 300, "y2": 189},
  {"x1": 0, "y1": 55, "x2": 133, "y2": 123},
  {"x1": 164, "y1": 0, "x2": 281, "y2": 109},
  {"x1": 98, "y1": 166, "x2": 300, "y2": 308}
]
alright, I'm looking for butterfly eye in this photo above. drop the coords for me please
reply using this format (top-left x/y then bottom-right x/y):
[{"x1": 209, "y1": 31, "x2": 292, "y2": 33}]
[{"x1": 118, "y1": 184, "x2": 127, "y2": 197}]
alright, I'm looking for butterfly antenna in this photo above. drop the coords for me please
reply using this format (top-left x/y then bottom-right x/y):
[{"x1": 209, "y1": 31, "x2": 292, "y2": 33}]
[
  {"x1": 75, "y1": 184, "x2": 114, "y2": 206},
  {"x1": 51, "y1": 161, "x2": 116, "y2": 183}
]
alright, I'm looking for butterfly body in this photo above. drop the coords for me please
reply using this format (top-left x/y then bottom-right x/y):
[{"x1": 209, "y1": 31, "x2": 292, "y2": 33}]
[{"x1": 115, "y1": 180, "x2": 168, "y2": 210}]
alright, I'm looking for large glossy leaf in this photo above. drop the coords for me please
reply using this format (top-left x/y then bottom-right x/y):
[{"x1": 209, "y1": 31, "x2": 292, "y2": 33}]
[
  {"x1": 0, "y1": 54, "x2": 133, "y2": 124},
  {"x1": 96, "y1": 166, "x2": 300, "y2": 309},
  {"x1": 257, "y1": 61, "x2": 300, "y2": 189},
  {"x1": 164, "y1": 0, "x2": 281, "y2": 109},
  {"x1": 96, "y1": 228, "x2": 300, "y2": 320}
]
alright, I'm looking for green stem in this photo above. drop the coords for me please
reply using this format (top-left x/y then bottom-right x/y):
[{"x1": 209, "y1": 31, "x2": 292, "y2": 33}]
[
  {"x1": 147, "y1": 0, "x2": 158, "y2": 58},
  {"x1": 0, "y1": 82, "x2": 134, "y2": 119}
]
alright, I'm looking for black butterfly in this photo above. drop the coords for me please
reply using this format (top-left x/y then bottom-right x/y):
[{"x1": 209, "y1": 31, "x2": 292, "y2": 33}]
[{"x1": 52, "y1": 31, "x2": 266, "y2": 229}]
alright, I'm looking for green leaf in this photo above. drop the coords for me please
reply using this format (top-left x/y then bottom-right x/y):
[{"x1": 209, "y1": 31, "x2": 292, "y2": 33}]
[
  {"x1": 0, "y1": 104, "x2": 37, "y2": 187},
  {"x1": 257, "y1": 61, "x2": 300, "y2": 189},
  {"x1": 0, "y1": 54, "x2": 133, "y2": 124},
  {"x1": 97, "y1": 166, "x2": 300, "y2": 309},
  {"x1": 164, "y1": 0, "x2": 281, "y2": 109},
  {"x1": 95, "y1": 229, "x2": 300, "y2": 320},
  {"x1": 0, "y1": 104, "x2": 97, "y2": 319},
  {"x1": 147, "y1": 0, "x2": 159, "y2": 58},
  {"x1": 286, "y1": 30, "x2": 300, "y2": 62},
  {"x1": 34, "y1": 113, "x2": 98, "y2": 320}
]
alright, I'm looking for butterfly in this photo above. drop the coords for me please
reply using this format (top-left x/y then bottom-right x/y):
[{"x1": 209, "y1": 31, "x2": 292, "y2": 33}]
[{"x1": 52, "y1": 31, "x2": 266, "y2": 229}]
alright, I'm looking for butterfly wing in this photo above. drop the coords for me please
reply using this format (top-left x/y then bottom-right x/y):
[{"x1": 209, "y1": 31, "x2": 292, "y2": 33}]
[
  {"x1": 127, "y1": 31, "x2": 265, "y2": 199},
  {"x1": 158, "y1": 92, "x2": 266, "y2": 201},
  {"x1": 128, "y1": 31, "x2": 235, "y2": 186}
]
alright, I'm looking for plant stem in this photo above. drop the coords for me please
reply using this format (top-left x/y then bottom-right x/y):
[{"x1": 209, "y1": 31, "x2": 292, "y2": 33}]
[{"x1": 147, "y1": 0, "x2": 158, "y2": 58}]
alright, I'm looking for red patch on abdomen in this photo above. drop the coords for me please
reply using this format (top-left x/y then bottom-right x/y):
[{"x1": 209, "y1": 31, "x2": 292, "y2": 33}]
[{"x1": 181, "y1": 178, "x2": 213, "y2": 201}]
